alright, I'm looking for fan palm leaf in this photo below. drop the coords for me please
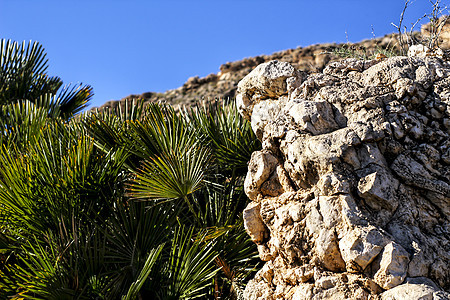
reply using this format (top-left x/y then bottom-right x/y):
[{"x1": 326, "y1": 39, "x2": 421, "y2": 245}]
[
  {"x1": 8, "y1": 219, "x2": 111, "y2": 300},
  {"x1": 185, "y1": 101, "x2": 261, "y2": 173},
  {"x1": 154, "y1": 226, "x2": 219, "y2": 300},
  {"x1": 100, "y1": 201, "x2": 177, "y2": 298},
  {"x1": 0, "y1": 116, "x2": 129, "y2": 236},
  {"x1": 131, "y1": 146, "x2": 211, "y2": 201},
  {"x1": 187, "y1": 176, "x2": 261, "y2": 299},
  {"x1": 0, "y1": 39, "x2": 51, "y2": 103},
  {"x1": 0, "y1": 39, "x2": 92, "y2": 118},
  {"x1": 128, "y1": 104, "x2": 199, "y2": 159},
  {"x1": 83, "y1": 99, "x2": 145, "y2": 171},
  {"x1": 128, "y1": 104, "x2": 212, "y2": 221},
  {"x1": 121, "y1": 244, "x2": 164, "y2": 300},
  {"x1": 0, "y1": 99, "x2": 49, "y2": 151}
]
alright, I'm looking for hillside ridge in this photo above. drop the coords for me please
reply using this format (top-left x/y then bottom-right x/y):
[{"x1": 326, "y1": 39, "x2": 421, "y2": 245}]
[
  {"x1": 94, "y1": 34, "x2": 400, "y2": 112},
  {"x1": 94, "y1": 17, "x2": 450, "y2": 112}
]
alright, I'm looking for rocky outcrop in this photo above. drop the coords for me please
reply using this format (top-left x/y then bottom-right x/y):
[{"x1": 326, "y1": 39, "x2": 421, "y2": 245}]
[
  {"x1": 93, "y1": 42, "x2": 341, "y2": 112},
  {"x1": 93, "y1": 35, "x2": 404, "y2": 112},
  {"x1": 237, "y1": 54, "x2": 449, "y2": 299},
  {"x1": 93, "y1": 17, "x2": 450, "y2": 114}
]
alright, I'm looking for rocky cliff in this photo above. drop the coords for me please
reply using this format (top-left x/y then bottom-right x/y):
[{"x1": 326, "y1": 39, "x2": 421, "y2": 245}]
[{"x1": 237, "y1": 52, "x2": 449, "y2": 299}]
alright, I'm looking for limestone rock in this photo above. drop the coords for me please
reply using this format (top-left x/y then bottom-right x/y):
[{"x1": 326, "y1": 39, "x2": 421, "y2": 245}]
[
  {"x1": 357, "y1": 165, "x2": 399, "y2": 212},
  {"x1": 338, "y1": 226, "x2": 387, "y2": 272},
  {"x1": 285, "y1": 100, "x2": 339, "y2": 135},
  {"x1": 380, "y1": 277, "x2": 447, "y2": 300},
  {"x1": 236, "y1": 60, "x2": 299, "y2": 120},
  {"x1": 237, "y1": 57, "x2": 450, "y2": 299},
  {"x1": 408, "y1": 44, "x2": 444, "y2": 58},
  {"x1": 314, "y1": 229, "x2": 346, "y2": 272},
  {"x1": 372, "y1": 242, "x2": 409, "y2": 290},
  {"x1": 250, "y1": 99, "x2": 286, "y2": 139},
  {"x1": 244, "y1": 150, "x2": 279, "y2": 201},
  {"x1": 243, "y1": 202, "x2": 268, "y2": 244}
]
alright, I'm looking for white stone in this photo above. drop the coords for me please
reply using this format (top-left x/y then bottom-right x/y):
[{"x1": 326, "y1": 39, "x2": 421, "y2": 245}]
[
  {"x1": 357, "y1": 167, "x2": 400, "y2": 212},
  {"x1": 286, "y1": 100, "x2": 338, "y2": 135},
  {"x1": 408, "y1": 44, "x2": 444, "y2": 58},
  {"x1": 315, "y1": 228, "x2": 346, "y2": 272},
  {"x1": 339, "y1": 226, "x2": 387, "y2": 272},
  {"x1": 244, "y1": 151, "x2": 278, "y2": 201},
  {"x1": 243, "y1": 202, "x2": 267, "y2": 244},
  {"x1": 373, "y1": 242, "x2": 410, "y2": 289}
]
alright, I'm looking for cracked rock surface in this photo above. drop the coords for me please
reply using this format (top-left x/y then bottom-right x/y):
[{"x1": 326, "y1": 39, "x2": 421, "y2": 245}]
[{"x1": 237, "y1": 57, "x2": 449, "y2": 299}]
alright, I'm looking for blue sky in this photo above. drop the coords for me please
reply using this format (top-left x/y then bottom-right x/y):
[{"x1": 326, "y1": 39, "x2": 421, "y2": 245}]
[{"x1": 0, "y1": 0, "x2": 445, "y2": 108}]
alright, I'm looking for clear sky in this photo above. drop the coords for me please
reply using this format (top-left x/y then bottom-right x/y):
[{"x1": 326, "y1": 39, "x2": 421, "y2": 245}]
[{"x1": 0, "y1": 0, "x2": 446, "y2": 108}]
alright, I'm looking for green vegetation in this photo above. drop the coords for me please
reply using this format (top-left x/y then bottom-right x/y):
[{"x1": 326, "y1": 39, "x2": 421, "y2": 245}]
[
  {"x1": 329, "y1": 42, "x2": 400, "y2": 60},
  {"x1": 0, "y1": 40, "x2": 262, "y2": 299}
]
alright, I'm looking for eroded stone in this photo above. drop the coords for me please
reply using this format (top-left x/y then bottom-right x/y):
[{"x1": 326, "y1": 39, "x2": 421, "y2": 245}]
[{"x1": 239, "y1": 56, "x2": 450, "y2": 299}]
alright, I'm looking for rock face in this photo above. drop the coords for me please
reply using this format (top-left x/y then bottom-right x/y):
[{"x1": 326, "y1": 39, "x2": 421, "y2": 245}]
[{"x1": 237, "y1": 55, "x2": 450, "y2": 299}]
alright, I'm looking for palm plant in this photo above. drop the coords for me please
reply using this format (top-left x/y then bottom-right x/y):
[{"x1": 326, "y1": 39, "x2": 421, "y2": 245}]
[
  {"x1": 0, "y1": 114, "x2": 129, "y2": 298},
  {"x1": 0, "y1": 118, "x2": 128, "y2": 233},
  {"x1": 185, "y1": 101, "x2": 261, "y2": 174},
  {"x1": 0, "y1": 114, "x2": 164, "y2": 299},
  {"x1": 151, "y1": 226, "x2": 219, "y2": 300},
  {"x1": 122, "y1": 243, "x2": 164, "y2": 300},
  {"x1": 86, "y1": 100, "x2": 261, "y2": 298},
  {"x1": 0, "y1": 99, "x2": 47, "y2": 147},
  {"x1": 101, "y1": 200, "x2": 177, "y2": 298},
  {"x1": 0, "y1": 39, "x2": 92, "y2": 118},
  {"x1": 0, "y1": 39, "x2": 261, "y2": 300},
  {"x1": 191, "y1": 177, "x2": 261, "y2": 299},
  {"x1": 83, "y1": 99, "x2": 145, "y2": 171}
]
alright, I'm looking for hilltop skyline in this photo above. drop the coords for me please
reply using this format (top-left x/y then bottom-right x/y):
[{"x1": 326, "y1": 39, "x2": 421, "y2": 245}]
[{"x1": 0, "y1": 0, "x2": 446, "y2": 108}]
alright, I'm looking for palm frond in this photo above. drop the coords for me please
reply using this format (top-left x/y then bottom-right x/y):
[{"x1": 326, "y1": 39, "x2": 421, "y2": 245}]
[
  {"x1": 0, "y1": 39, "x2": 53, "y2": 104},
  {"x1": 0, "y1": 118, "x2": 129, "y2": 235},
  {"x1": 8, "y1": 219, "x2": 111, "y2": 300},
  {"x1": 99, "y1": 200, "x2": 177, "y2": 298},
  {"x1": 156, "y1": 226, "x2": 219, "y2": 300},
  {"x1": 83, "y1": 99, "x2": 145, "y2": 171},
  {"x1": 121, "y1": 244, "x2": 164, "y2": 300},
  {"x1": 128, "y1": 104, "x2": 212, "y2": 213},
  {"x1": 185, "y1": 100, "x2": 261, "y2": 174},
  {"x1": 0, "y1": 100, "x2": 49, "y2": 150},
  {"x1": 129, "y1": 104, "x2": 199, "y2": 159},
  {"x1": 196, "y1": 175, "x2": 247, "y2": 227},
  {"x1": 131, "y1": 146, "x2": 211, "y2": 201},
  {"x1": 0, "y1": 39, "x2": 92, "y2": 118},
  {"x1": 55, "y1": 83, "x2": 93, "y2": 118}
]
